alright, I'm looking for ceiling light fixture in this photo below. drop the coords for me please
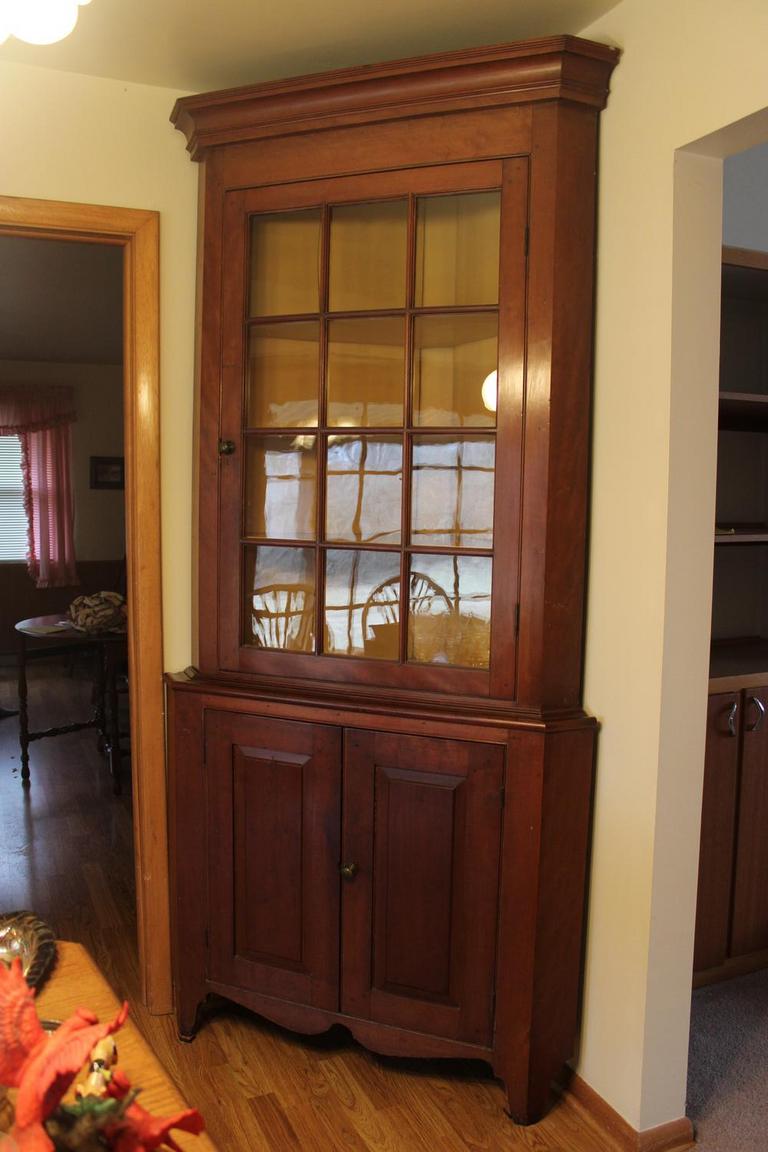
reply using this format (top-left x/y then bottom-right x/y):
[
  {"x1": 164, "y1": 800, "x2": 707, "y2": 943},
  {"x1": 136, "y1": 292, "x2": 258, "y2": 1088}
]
[{"x1": 0, "y1": 0, "x2": 91, "y2": 47}]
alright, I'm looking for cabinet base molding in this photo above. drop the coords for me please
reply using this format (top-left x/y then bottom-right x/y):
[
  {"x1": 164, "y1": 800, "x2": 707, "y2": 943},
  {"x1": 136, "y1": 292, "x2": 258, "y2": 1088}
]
[
  {"x1": 561, "y1": 1074, "x2": 694, "y2": 1152},
  {"x1": 202, "y1": 981, "x2": 493, "y2": 1062},
  {"x1": 693, "y1": 945, "x2": 768, "y2": 988}
]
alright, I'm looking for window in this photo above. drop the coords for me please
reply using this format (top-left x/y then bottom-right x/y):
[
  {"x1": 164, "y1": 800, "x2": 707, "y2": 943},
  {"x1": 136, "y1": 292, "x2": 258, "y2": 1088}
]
[{"x1": 0, "y1": 435, "x2": 28, "y2": 561}]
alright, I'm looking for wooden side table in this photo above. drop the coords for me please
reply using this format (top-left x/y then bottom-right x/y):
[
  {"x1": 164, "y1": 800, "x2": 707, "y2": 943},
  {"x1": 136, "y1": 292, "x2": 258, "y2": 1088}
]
[
  {"x1": 15, "y1": 615, "x2": 127, "y2": 792},
  {"x1": 33, "y1": 942, "x2": 217, "y2": 1151}
]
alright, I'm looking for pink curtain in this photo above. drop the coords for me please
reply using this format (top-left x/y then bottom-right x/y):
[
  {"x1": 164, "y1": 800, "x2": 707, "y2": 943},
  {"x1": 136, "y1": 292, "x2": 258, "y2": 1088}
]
[{"x1": 0, "y1": 385, "x2": 78, "y2": 588}]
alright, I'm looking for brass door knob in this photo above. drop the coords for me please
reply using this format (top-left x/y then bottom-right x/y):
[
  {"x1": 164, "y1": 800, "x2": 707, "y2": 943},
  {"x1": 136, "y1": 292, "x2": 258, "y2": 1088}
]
[{"x1": 339, "y1": 862, "x2": 358, "y2": 880}]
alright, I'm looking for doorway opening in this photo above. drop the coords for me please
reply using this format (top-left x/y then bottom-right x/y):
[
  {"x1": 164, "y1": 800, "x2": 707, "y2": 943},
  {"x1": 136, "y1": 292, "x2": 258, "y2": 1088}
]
[
  {"x1": 676, "y1": 128, "x2": 768, "y2": 1142},
  {"x1": 0, "y1": 195, "x2": 169, "y2": 1013}
]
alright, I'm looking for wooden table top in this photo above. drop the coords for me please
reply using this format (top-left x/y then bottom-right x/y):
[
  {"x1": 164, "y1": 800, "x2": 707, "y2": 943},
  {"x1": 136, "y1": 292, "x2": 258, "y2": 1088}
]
[
  {"x1": 33, "y1": 942, "x2": 217, "y2": 1151},
  {"x1": 15, "y1": 615, "x2": 126, "y2": 642}
]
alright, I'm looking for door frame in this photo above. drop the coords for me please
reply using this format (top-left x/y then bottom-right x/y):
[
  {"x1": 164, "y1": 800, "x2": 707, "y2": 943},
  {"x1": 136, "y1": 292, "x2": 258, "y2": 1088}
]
[{"x1": 0, "y1": 195, "x2": 171, "y2": 1013}]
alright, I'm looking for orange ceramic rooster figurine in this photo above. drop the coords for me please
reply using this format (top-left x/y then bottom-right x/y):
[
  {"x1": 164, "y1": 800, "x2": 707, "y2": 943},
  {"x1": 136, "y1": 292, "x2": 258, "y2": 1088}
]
[
  {"x1": 0, "y1": 956, "x2": 128, "y2": 1151},
  {"x1": 0, "y1": 958, "x2": 204, "y2": 1151}
]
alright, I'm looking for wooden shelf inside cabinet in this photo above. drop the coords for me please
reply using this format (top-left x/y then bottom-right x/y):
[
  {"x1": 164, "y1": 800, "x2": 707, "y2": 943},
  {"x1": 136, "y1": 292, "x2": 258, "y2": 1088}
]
[
  {"x1": 709, "y1": 636, "x2": 768, "y2": 690},
  {"x1": 719, "y1": 392, "x2": 768, "y2": 432},
  {"x1": 715, "y1": 523, "x2": 768, "y2": 544}
]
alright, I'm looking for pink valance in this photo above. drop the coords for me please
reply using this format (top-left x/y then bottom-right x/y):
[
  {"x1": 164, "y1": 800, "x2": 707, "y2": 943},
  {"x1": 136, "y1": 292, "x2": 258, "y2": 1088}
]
[
  {"x1": 0, "y1": 385, "x2": 77, "y2": 435},
  {"x1": 0, "y1": 385, "x2": 78, "y2": 588}
]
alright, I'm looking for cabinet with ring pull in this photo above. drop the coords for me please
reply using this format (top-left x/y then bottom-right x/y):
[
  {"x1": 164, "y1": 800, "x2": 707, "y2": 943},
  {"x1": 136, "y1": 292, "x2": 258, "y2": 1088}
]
[
  {"x1": 695, "y1": 247, "x2": 768, "y2": 983},
  {"x1": 694, "y1": 686, "x2": 768, "y2": 982}
]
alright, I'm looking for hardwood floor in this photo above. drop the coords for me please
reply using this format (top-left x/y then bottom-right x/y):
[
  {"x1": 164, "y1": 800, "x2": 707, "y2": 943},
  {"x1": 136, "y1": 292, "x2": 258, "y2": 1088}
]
[{"x1": 0, "y1": 661, "x2": 608, "y2": 1152}]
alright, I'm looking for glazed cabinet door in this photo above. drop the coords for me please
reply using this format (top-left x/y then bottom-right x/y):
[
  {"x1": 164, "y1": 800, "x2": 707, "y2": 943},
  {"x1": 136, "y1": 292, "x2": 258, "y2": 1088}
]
[
  {"x1": 205, "y1": 710, "x2": 342, "y2": 1009},
  {"x1": 693, "y1": 692, "x2": 740, "y2": 973},
  {"x1": 214, "y1": 159, "x2": 528, "y2": 701},
  {"x1": 341, "y1": 729, "x2": 504, "y2": 1043}
]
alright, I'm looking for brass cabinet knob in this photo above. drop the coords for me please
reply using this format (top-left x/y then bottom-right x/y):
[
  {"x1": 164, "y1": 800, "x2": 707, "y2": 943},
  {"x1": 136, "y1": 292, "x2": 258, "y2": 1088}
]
[
  {"x1": 339, "y1": 862, "x2": 358, "y2": 880},
  {"x1": 218, "y1": 438, "x2": 236, "y2": 455}
]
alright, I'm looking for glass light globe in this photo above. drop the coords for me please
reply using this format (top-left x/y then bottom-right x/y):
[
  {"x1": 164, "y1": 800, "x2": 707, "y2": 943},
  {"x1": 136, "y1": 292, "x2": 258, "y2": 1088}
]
[
  {"x1": 5, "y1": 0, "x2": 81, "y2": 45},
  {"x1": 481, "y1": 370, "x2": 498, "y2": 413}
]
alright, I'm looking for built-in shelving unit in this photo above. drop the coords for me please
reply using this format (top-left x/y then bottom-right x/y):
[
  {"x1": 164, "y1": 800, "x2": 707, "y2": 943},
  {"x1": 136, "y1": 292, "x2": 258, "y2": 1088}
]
[
  {"x1": 695, "y1": 247, "x2": 768, "y2": 984},
  {"x1": 710, "y1": 247, "x2": 768, "y2": 691}
]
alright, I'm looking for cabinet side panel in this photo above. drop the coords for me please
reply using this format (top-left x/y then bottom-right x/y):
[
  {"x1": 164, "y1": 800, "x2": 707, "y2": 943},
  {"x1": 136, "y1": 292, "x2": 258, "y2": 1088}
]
[
  {"x1": 693, "y1": 692, "x2": 740, "y2": 972},
  {"x1": 196, "y1": 152, "x2": 227, "y2": 673},
  {"x1": 494, "y1": 725, "x2": 594, "y2": 1123},
  {"x1": 517, "y1": 103, "x2": 600, "y2": 710},
  {"x1": 167, "y1": 682, "x2": 208, "y2": 1037}
]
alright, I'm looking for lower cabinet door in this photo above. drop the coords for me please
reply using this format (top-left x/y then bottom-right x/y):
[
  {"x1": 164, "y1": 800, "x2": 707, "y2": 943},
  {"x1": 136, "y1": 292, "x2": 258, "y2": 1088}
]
[
  {"x1": 731, "y1": 688, "x2": 768, "y2": 957},
  {"x1": 693, "y1": 691, "x2": 740, "y2": 973},
  {"x1": 205, "y1": 709, "x2": 341, "y2": 1010},
  {"x1": 341, "y1": 729, "x2": 504, "y2": 1045}
]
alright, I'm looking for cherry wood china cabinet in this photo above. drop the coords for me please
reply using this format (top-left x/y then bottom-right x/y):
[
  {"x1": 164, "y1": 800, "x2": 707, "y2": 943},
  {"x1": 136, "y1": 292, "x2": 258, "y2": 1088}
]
[{"x1": 168, "y1": 36, "x2": 618, "y2": 1124}]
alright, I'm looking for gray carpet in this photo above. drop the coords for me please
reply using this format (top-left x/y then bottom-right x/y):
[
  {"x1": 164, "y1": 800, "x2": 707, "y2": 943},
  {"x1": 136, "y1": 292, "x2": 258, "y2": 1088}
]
[{"x1": 687, "y1": 968, "x2": 768, "y2": 1149}]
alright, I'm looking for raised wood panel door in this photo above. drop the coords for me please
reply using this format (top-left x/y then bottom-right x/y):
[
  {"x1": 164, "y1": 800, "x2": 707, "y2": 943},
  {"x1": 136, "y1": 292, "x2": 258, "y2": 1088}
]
[
  {"x1": 342, "y1": 729, "x2": 504, "y2": 1043},
  {"x1": 693, "y1": 692, "x2": 740, "y2": 973},
  {"x1": 205, "y1": 710, "x2": 341, "y2": 1009},
  {"x1": 731, "y1": 688, "x2": 768, "y2": 956}
]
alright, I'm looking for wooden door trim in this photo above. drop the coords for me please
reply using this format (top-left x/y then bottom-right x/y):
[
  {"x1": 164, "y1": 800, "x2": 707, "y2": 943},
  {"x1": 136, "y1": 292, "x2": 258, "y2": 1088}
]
[{"x1": 0, "y1": 194, "x2": 170, "y2": 1013}]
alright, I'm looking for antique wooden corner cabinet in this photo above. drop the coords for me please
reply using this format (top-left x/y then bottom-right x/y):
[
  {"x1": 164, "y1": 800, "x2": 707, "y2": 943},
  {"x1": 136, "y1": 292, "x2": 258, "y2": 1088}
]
[{"x1": 168, "y1": 36, "x2": 618, "y2": 1124}]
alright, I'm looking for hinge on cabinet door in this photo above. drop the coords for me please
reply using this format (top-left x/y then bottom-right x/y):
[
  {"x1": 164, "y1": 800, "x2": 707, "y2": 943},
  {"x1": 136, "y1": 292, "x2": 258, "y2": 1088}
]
[
  {"x1": 514, "y1": 603, "x2": 520, "y2": 636},
  {"x1": 524, "y1": 225, "x2": 530, "y2": 259}
]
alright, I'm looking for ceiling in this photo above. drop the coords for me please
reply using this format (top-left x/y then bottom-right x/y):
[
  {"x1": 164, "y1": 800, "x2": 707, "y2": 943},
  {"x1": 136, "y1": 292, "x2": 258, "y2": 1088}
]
[
  {"x1": 0, "y1": 235, "x2": 122, "y2": 365},
  {"x1": 0, "y1": 0, "x2": 620, "y2": 94}
]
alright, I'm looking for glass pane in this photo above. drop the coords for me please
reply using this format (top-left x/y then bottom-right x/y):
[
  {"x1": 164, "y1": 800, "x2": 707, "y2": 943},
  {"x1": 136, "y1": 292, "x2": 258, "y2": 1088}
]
[
  {"x1": 327, "y1": 317, "x2": 405, "y2": 427},
  {"x1": 407, "y1": 554, "x2": 491, "y2": 669},
  {"x1": 247, "y1": 322, "x2": 319, "y2": 428},
  {"x1": 415, "y1": 191, "x2": 501, "y2": 307},
  {"x1": 411, "y1": 436, "x2": 495, "y2": 549},
  {"x1": 249, "y1": 209, "x2": 321, "y2": 317},
  {"x1": 329, "y1": 200, "x2": 407, "y2": 312},
  {"x1": 324, "y1": 549, "x2": 401, "y2": 660},
  {"x1": 413, "y1": 313, "x2": 498, "y2": 427},
  {"x1": 326, "y1": 435, "x2": 402, "y2": 545},
  {"x1": 243, "y1": 545, "x2": 315, "y2": 652},
  {"x1": 244, "y1": 435, "x2": 317, "y2": 541}
]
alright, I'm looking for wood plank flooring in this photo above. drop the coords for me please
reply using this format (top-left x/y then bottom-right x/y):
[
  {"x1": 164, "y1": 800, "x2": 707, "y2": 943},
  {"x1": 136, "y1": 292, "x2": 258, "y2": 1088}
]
[{"x1": 0, "y1": 661, "x2": 608, "y2": 1152}]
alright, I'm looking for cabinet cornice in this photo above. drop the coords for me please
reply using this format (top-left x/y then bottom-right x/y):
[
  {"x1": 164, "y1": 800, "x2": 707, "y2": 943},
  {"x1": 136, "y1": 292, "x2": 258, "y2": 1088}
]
[{"x1": 171, "y1": 36, "x2": 619, "y2": 160}]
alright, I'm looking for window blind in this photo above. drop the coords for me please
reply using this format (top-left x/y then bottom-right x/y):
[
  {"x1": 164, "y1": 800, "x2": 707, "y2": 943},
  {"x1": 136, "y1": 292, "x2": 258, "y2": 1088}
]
[{"x1": 0, "y1": 435, "x2": 28, "y2": 561}]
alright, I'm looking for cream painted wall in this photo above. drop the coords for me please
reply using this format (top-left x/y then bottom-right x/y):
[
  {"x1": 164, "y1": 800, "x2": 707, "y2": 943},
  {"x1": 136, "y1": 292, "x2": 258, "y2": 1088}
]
[
  {"x1": 577, "y1": 0, "x2": 768, "y2": 1132},
  {"x1": 0, "y1": 60, "x2": 197, "y2": 670}
]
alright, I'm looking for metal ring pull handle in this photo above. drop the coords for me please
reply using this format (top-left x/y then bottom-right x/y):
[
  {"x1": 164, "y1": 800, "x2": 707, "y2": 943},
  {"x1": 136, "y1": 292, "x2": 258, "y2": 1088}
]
[
  {"x1": 728, "y1": 701, "x2": 738, "y2": 737},
  {"x1": 748, "y1": 696, "x2": 766, "y2": 733}
]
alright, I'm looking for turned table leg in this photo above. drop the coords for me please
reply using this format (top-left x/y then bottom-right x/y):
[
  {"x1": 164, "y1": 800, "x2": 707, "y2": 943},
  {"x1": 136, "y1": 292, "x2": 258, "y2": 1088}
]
[{"x1": 17, "y1": 635, "x2": 30, "y2": 788}]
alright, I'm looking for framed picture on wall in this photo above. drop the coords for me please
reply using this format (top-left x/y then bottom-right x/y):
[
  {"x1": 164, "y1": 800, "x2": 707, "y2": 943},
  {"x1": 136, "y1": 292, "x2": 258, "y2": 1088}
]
[{"x1": 90, "y1": 456, "x2": 124, "y2": 490}]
